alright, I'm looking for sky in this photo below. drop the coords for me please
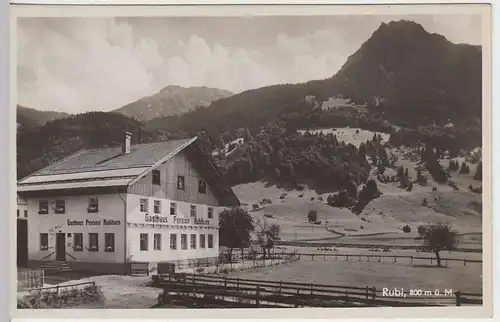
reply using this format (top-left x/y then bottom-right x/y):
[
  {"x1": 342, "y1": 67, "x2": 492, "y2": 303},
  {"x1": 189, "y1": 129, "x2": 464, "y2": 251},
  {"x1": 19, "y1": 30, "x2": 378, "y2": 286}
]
[{"x1": 17, "y1": 14, "x2": 482, "y2": 114}]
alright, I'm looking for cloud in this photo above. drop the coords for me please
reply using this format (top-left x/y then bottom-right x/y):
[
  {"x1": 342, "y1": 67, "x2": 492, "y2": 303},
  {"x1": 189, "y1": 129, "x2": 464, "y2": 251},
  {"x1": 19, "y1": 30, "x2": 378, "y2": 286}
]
[{"x1": 17, "y1": 15, "x2": 482, "y2": 113}]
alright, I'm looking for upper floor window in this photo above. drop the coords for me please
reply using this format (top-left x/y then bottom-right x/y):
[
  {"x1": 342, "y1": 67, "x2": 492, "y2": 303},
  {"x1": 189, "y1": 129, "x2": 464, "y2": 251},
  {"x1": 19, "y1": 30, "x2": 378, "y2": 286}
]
[
  {"x1": 88, "y1": 197, "x2": 99, "y2": 213},
  {"x1": 170, "y1": 202, "x2": 177, "y2": 216},
  {"x1": 54, "y1": 200, "x2": 65, "y2": 214},
  {"x1": 208, "y1": 207, "x2": 214, "y2": 219},
  {"x1": 208, "y1": 234, "x2": 214, "y2": 249},
  {"x1": 140, "y1": 198, "x2": 148, "y2": 212},
  {"x1": 154, "y1": 200, "x2": 161, "y2": 214},
  {"x1": 177, "y1": 176, "x2": 185, "y2": 190},
  {"x1": 190, "y1": 205, "x2": 197, "y2": 218},
  {"x1": 170, "y1": 234, "x2": 177, "y2": 250},
  {"x1": 198, "y1": 180, "x2": 207, "y2": 194},
  {"x1": 24, "y1": 210, "x2": 28, "y2": 218},
  {"x1": 152, "y1": 170, "x2": 161, "y2": 186},
  {"x1": 38, "y1": 200, "x2": 49, "y2": 215}
]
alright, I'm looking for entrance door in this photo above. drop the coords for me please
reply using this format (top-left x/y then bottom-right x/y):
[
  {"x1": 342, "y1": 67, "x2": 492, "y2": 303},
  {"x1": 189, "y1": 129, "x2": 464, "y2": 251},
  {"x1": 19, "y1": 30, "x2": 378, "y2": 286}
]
[
  {"x1": 55, "y1": 233, "x2": 66, "y2": 261},
  {"x1": 16, "y1": 219, "x2": 28, "y2": 267}
]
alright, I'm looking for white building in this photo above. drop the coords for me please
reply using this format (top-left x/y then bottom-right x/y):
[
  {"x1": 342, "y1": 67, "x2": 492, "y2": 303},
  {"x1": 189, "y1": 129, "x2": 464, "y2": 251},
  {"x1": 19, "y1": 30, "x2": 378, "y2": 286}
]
[{"x1": 17, "y1": 133, "x2": 240, "y2": 274}]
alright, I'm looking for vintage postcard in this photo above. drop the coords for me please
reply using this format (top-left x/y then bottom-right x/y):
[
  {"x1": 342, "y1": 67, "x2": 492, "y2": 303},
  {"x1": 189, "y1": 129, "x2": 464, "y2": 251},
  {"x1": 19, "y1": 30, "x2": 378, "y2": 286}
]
[{"x1": 10, "y1": 3, "x2": 492, "y2": 319}]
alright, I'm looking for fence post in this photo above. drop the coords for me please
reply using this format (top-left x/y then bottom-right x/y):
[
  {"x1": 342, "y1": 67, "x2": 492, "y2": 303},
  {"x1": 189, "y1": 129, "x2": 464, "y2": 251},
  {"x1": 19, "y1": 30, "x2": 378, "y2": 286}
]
[
  {"x1": 193, "y1": 274, "x2": 196, "y2": 285},
  {"x1": 378, "y1": 256, "x2": 381, "y2": 262},
  {"x1": 56, "y1": 285, "x2": 59, "y2": 296},
  {"x1": 310, "y1": 283, "x2": 314, "y2": 296},
  {"x1": 346, "y1": 255, "x2": 348, "y2": 261},
  {"x1": 464, "y1": 259, "x2": 467, "y2": 266},
  {"x1": 410, "y1": 256, "x2": 413, "y2": 264},
  {"x1": 279, "y1": 280, "x2": 282, "y2": 295},
  {"x1": 345, "y1": 290, "x2": 349, "y2": 303},
  {"x1": 224, "y1": 276, "x2": 228, "y2": 289},
  {"x1": 237, "y1": 277, "x2": 240, "y2": 292},
  {"x1": 365, "y1": 286, "x2": 369, "y2": 299},
  {"x1": 312, "y1": 254, "x2": 314, "y2": 261},
  {"x1": 324, "y1": 254, "x2": 326, "y2": 260},
  {"x1": 335, "y1": 254, "x2": 337, "y2": 260},
  {"x1": 295, "y1": 289, "x2": 300, "y2": 308},
  {"x1": 455, "y1": 291, "x2": 461, "y2": 306},
  {"x1": 394, "y1": 256, "x2": 396, "y2": 263},
  {"x1": 256, "y1": 286, "x2": 261, "y2": 307},
  {"x1": 359, "y1": 255, "x2": 361, "y2": 261},
  {"x1": 372, "y1": 287, "x2": 376, "y2": 299}
]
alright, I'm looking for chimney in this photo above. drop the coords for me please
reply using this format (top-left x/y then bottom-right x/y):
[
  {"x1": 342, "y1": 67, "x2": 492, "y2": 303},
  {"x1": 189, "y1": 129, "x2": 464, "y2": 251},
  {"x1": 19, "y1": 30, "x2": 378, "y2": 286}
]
[{"x1": 123, "y1": 132, "x2": 132, "y2": 154}]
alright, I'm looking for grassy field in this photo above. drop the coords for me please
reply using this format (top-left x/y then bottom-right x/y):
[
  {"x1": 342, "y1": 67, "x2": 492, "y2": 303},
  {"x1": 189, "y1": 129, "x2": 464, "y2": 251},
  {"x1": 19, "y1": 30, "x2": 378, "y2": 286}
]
[
  {"x1": 228, "y1": 255, "x2": 482, "y2": 295},
  {"x1": 232, "y1": 127, "x2": 483, "y2": 251}
]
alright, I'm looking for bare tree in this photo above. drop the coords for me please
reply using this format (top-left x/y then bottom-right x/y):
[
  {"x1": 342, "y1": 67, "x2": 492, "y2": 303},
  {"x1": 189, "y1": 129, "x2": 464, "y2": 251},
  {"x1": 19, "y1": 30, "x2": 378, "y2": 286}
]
[{"x1": 255, "y1": 217, "x2": 281, "y2": 260}]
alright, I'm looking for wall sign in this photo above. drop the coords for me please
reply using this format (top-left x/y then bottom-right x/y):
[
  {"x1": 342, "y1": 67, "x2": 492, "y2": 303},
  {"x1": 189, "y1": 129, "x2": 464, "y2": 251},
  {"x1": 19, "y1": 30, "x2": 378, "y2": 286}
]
[{"x1": 67, "y1": 219, "x2": 121, "y2": 226}]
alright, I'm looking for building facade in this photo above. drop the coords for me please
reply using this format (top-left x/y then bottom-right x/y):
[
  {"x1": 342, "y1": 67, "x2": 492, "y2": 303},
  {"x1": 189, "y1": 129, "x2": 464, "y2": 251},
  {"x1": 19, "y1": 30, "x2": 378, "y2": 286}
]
[{"x1": 17, "y1": 134, "x2": 239, "y2": 273}]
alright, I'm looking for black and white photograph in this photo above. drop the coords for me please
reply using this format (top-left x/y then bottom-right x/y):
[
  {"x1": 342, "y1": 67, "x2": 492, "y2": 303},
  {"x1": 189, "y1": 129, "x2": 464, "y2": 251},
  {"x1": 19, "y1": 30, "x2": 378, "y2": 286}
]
[{"x1": 12, "y1": 3, "x2": 492, "y2": 318}]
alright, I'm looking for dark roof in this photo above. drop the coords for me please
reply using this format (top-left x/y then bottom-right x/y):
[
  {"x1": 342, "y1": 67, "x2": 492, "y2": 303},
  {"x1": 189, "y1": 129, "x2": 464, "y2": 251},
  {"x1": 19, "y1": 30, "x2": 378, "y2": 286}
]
[{"x1": 35, "y1": 138, "x2": 194, "y2": 175}]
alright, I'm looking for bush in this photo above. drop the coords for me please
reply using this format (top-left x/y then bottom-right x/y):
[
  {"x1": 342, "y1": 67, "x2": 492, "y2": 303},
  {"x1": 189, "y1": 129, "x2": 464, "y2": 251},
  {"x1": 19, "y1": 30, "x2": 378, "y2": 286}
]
[
  {"x1": 402, "y1": 225, "x2": 411, "y2": 233},
  {"x1": 307, "y1": 210, "x2": 318, "y2": 223},
  {"x1": 417, "y1": 225, "x2": 426, "y2": 236},
  {"x1": 252, "y1": 204, "x2": 260, "y2": 210}
]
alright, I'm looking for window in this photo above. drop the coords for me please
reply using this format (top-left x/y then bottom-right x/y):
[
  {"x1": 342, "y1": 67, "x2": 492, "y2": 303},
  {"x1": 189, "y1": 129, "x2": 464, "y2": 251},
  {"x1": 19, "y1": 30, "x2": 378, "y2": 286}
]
[
  {"x1": 17, "y1": 210, "x2": 19, "y2": 218},
  {"x1": 154, "y1": 200, "x2": 161, "y2": 214},
  {"x1": 55, "y1": 200, "x2": 65, "y2": 214},
  {"x1": 190, "y1": 234, "x2": 197, "y2": 249},
  {"x1": 190, "y1": 205, "x2": 197, "y2": 218},
  {"x1": 154, "y1": 234, "x2": 162, "y2": 250},
  {"x1": 24, "y1": 210, "x2": 28, "y2": 218},
  {"x1": 208, "y1": 234, "x2": 214, "y2": 249},
  {"x1": 198, "y1": 180, "x2": 207, "y2": 194},
  {"x1": 88, "y1": 197, "x2": 99, "y2": 213},
  {"x1": 140, "y1": 199, "x2": 148, "y2": 212},
  {"x1": 208, "y1": 207, "x2": 214, "y2": 219},
  {"x1": 38, "y1": 200, "x2": 49, "y2": 215},
  {"x1": 73, "y1": 233, "x2": 83, "y2": 251},
  {"x1": 152, "y1": 170, "x2": 161, "y2": 186},
  {"x1": 177, "y1": 176, "x2": 185, "y2": 190},
  {"x1": 105, "y1": 233, "x2": 115, "y2": 252},
  {"x1": 200, "y1": 234, "x2": 206, "y2": 249},
  {"x1": 170, "y1": 202, "x2": 177, "y2": 216},
  {"x1": 140, "y1": 233, "x2": 148, "y2": 251},
  {"x1": 170, "y1": 234, "x2": 177, "y2": 250},
  {"x1": 88, "y1": 233, "x2": 99, "y2": 252},
  {"x1": 40, "y1": 233, "x2": 48, "y2": 251},
  {"x1": 181, "y1": 234, "x2": 187, "y2": 250}
]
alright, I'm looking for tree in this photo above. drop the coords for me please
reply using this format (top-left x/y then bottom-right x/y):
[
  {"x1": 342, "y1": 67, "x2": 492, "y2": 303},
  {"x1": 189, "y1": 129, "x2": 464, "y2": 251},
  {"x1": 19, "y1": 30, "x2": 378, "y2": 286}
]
[
  {"x1": 255, "y1": 218, "x2": 281, "y2": 259},
  {"x1": 219, "y1": 207, "x2": 255, "y2": 267},
  {"x1": 417, "y1": 225, "x2": 426, "y2": 237},
  {"x1": 459, "y1": 162, "x2": 470, "y2": 174},
  {"x1": 307, "y1": 210, "x2": 318, "y2": 223},
  {"x1": 422, "y1": 223, "x2": 459, "y2": 266},
  {"x1": 402, "y1": 225, "x2": 411, "y2": 233},
  {"x1": 474, "y1": 161, "x2": 482, "y2": 181}
]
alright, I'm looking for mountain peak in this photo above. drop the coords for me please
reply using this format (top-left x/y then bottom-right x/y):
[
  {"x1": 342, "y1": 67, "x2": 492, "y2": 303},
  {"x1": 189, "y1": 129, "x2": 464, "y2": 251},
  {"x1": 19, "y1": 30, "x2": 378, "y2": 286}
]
[{"x1": 113, "y1": 85, "x2": 234, "y2": 122}]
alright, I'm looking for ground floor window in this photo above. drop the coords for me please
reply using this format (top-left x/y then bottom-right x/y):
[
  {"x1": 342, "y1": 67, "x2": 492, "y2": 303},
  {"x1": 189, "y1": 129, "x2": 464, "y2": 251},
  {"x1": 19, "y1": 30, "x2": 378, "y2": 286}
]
[
  {"x1": 73, "y1": 233, "x2": 83, "y2": 251},
  {"x1": 154, "y1": 233, "x2": 162, "y2": 250},
  {"x1": 170, "y1": 234, "x2": 177, "y2": 250},
  {"x1": 208, "y1": 234, "x2": 214, "y2": 249},
  {"x1": 105, "y1": 233, "x2": 115, "y2": 252},
  {"x1": 200, "y1": 234, "x2": 206, "y2": 248},
  {"x1": 140, "y1": 233, "x2": 148, "y2": 251},
  {"x1": 190, "y1": 234, "x2": 197, "y2": 249},
  {"x1": 181, "y1": 234, "x2": 187, "y2": 250},
  {"x1": 88, "y1": 233, "x2": 99, "y2": 252},
  {"x1": 39, "y1": 233, "x2": 48, "y2": 251}
]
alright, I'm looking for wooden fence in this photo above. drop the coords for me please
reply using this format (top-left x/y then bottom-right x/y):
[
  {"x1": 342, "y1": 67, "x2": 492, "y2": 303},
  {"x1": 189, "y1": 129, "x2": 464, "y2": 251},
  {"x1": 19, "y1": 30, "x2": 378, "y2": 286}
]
[
  {"x1": 294, "y1": 252, "x2": 482, "y2": 267},
  {"x1": 155, "y1": 273, "x2": 482, "y2": 308},
  {"x1": 26, "y1": 281, "x2": 96, "y2": 294},
  {"x1": 17, "y1": 269, "x2": 44, "y2": 291}
]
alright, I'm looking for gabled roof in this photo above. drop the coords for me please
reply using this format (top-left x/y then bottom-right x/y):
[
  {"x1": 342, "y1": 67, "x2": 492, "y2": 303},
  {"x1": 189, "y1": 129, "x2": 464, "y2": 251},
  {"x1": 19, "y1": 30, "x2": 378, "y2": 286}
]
[{"x1": 17, "y1": 137, "x2": 240, "y2": 207}]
